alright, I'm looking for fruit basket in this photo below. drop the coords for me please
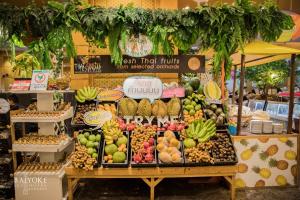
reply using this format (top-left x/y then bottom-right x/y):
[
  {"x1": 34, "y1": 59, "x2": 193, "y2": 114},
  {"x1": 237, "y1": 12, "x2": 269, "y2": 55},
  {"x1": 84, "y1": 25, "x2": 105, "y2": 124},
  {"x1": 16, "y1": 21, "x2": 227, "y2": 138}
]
[
  {"x1": 72, "y1": 101, "x2": 97, "y2": 127},
  {"x1": 71, "y1": 129, "x2": 102, "y2": 169},
  {"x1": 130, "y1": 126, "x2": 157, "y2": 168},
  {"x1": 101, "y1": 131, "x2": 129, "y2": 168},
  {"x1": 156, "y1": 131, "x2": 185, "y2": 167}
]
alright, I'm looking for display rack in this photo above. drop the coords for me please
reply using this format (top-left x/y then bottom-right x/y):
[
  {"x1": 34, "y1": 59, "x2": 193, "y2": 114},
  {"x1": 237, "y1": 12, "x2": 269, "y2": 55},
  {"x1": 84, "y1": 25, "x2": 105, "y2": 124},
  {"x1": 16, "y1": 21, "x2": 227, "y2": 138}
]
[{"x1": 10, "y1": 91, "x2": 74, "y2": 200}]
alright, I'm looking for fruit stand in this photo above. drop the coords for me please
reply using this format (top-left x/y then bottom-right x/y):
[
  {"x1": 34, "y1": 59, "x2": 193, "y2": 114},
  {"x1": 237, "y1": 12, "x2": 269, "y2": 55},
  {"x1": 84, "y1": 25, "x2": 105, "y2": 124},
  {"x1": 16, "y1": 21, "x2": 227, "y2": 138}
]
[
  {"x1": 65, "y1": 165, "x2": 237, "y2": 200},
  {"x1": 0, "y1": 1, "x2": 300, "y2": 200}
]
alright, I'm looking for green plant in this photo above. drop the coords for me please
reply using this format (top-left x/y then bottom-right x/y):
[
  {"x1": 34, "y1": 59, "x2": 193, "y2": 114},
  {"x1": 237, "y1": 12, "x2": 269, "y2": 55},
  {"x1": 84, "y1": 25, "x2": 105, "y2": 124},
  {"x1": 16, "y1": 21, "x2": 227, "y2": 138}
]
[{"x1": 0, "y1": 0, "x2": 294, "y2": 75}]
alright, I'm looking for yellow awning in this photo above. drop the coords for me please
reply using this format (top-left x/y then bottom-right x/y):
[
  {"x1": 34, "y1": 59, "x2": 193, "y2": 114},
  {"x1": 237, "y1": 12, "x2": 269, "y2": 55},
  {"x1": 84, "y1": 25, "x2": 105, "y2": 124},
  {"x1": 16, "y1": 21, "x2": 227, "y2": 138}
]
[{"x1": 240, "y1": 40, "x2": 300, "y2": 55}]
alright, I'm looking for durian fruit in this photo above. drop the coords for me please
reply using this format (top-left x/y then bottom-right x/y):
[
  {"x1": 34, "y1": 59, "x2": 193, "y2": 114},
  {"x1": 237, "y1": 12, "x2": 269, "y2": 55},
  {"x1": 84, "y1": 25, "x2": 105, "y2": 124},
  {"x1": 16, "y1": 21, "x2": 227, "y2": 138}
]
[
  {"x1": 119, "y1": 98, "x2": 138, "y2": 116},
  {"x1": 136, "y1": 99, "x2": 152, "y2": 117},
  {"x1": 167, "y1": 97, "x2": 181, "y2": 116},
  {"x1": 152, "y1": 100, "x2": 167, "y2": 117}
]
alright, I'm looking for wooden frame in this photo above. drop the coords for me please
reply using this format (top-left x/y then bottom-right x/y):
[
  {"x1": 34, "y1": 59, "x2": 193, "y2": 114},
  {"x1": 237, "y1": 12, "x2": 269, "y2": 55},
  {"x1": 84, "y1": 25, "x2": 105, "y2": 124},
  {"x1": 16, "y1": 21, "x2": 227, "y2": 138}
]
[{"x1": 65, "y1": 165, "x2": 237, "y2": 200}]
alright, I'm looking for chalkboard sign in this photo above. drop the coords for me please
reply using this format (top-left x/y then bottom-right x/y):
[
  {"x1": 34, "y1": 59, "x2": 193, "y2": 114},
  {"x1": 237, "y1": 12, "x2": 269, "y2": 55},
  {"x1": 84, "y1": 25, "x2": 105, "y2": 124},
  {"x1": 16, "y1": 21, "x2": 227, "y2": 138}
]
[{"x1": 74, "y1": 55, "x2": 205, "y2": 74}]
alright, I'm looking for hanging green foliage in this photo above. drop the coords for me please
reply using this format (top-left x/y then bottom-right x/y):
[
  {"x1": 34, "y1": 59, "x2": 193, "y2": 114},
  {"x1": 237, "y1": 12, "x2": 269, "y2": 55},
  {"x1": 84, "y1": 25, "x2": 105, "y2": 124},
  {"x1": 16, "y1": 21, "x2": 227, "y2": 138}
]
[{"x1": 0, "y1": 0, "x2": 294, "y2": 79}]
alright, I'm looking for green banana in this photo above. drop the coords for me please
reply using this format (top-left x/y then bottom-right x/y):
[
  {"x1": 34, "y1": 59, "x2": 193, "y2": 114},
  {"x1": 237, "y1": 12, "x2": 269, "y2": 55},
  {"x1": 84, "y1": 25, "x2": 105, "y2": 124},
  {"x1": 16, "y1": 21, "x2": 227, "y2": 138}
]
[{"x1": 75, "y1": 95, "x2": 85, "y2": 103}]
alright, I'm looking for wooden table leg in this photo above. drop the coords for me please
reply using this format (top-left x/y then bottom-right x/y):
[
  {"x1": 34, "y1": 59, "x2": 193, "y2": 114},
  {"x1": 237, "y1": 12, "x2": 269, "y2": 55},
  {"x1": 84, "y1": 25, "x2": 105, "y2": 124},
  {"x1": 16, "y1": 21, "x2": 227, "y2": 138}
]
[
  {"x1": 150, "y1": 178, "x2": 155, "y2": 200},
  {"x1": 68, "y1": 178, "x2": 74, "y2": 200},
  {"x1": 230, "y1": 175, "x2": 236, "y2": 200}
]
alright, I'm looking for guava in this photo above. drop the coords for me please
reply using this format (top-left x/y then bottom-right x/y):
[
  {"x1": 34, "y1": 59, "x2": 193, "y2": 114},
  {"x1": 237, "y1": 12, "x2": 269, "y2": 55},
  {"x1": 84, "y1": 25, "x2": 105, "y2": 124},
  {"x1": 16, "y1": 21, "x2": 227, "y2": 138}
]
[
  {"x1": 86, "y1": 141, "x2": 94, "y2": 148},
  {"x1": 112, "y1": 152, "x2": 126, "y2": 163},
  {"x1": 84, "y1": 132, "x2": 90, "y2": 138},
  {"x1": 104, "y1": 144, "x2": 118, "y2": 155},
  {"x1": 183, "y1": 138, "x2": 196, "y2": 148},
  {"x1": 92, "y1": 153, "x2": 98, "y2": 158},
  {"x1": 87, "y1": 148, "x2": 94, "y2": 155},
  {"x1": 93, "y1": 142, "x2": 99, "y2": 148},
  {"x1": 77, "y1": 134, "x2": 85, "y2": 140},
  {"x1": 95, "y1": 134, "x2": 101, "y2": 142},
  {"x1": 116, "y1": 136, "x2": 128, "y2": 147},
  {"x1": 88, "y1": 135, "x2": 96, "y2": 142},
  {"x1": 79, "y1": 137, "x2": 88, "y2": 145}
]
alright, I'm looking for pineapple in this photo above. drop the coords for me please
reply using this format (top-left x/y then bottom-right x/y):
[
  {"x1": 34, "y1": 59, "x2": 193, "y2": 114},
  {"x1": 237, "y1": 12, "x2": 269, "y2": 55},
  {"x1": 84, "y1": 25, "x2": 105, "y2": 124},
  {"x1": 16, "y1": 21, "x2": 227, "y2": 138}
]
[
  {"x1": 240, "y1": 144, "x2": 258, "y2": 161},
  {"x1": 291, "y1": 164, "x2": 297, "y2": 177},
  {"x1": 252, "y1": 166, "x2": 271, "y2": 179},
  {"x1": 240, "y1": 139, "x2": 249, "y2": 146},
  {"x1": 284, "y1": 150, "x2": 297, "y2": 160},
  {"x1": 258, "y1": 137, "x2": 269, "y2": 143},
  {"x1": 237, "y1": 163, "x2": 248, "y2": 173},
  {"x1": 259, "y1": 145, "x2": 278, "y2": 161},
  {"x1": 269, "y1": 158, "x2": 288, "y2": 170},
  {"x1": 276, "y1": 175, "x2": 287, "y2": 186},
  {"x1": 235, "y1": 178, "x2": 246, "y2": 188},
  {"x1": 255, "y1": 180, "x2": 265, "y2": 187},
  {"x1": 278, "y1": 137, "x2": 288, "y2": 143},
  {"x1": 278, "y1": 137, "x2": 294, "y2": 147}
]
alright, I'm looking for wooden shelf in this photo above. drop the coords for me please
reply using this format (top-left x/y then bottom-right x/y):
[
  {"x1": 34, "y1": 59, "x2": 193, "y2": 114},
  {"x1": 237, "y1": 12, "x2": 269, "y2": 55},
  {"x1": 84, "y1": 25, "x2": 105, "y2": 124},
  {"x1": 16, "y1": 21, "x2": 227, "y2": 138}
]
[
  {"x1": 65, "y1": 165, "x2": 237, "y2": 178},
  {"x1": 15, "y1": 167, "x2": 65, "y2": 177},
  {"x1": 7, "y1": 90, "x2": 74, "y2": 94},
  {"x1": 12, "y1": 139, "x2": 73, "y2": 153},
  {"x1": 10, "y1": 107, "x2": 74, "y2": 123}
]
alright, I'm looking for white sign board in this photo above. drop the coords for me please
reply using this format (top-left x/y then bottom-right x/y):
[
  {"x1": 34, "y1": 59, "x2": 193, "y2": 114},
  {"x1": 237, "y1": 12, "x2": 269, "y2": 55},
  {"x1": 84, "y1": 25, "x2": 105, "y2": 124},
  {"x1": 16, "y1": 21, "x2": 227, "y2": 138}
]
[
  {"x1": 30, "y1": 70, "x2": 50, "y2": 91},
  {"x1": 123, "y1": 76, "x2": 163, "y2": 102}
]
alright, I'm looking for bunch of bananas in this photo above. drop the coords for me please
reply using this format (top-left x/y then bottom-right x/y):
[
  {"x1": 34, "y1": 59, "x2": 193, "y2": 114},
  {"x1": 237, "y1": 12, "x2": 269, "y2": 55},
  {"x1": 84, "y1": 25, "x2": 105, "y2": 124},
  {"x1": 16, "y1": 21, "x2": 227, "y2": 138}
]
[
  {"x1": 186, "y1": 119, "x2": 216, "y2": 143},
  {"x1": 75, "y1": 87, "x2": 98, "y2": 103},
  {"x1": 102, "y1": 120, "x2": 123, "y2": 144}
]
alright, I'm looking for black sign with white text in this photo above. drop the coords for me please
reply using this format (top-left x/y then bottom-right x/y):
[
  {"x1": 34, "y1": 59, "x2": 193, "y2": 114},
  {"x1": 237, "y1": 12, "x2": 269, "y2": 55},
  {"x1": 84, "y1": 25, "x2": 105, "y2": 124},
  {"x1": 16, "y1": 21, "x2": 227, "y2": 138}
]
[{"x1": 74, "y1": 55, "x2": 205, "y2": 74}]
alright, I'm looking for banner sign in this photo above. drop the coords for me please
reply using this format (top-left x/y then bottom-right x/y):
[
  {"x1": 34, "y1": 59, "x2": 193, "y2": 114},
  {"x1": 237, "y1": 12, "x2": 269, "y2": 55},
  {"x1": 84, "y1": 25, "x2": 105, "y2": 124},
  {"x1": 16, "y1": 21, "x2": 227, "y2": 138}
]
[
  {"x1": 123, "y1": 76, "x2": 163, "y2": 102},
  {"x1": 74, "y1": 55, "x2": 205, "y2": 74},
  {"x1": 30, "y1": 70, "x2": 49, "y2": 91}
]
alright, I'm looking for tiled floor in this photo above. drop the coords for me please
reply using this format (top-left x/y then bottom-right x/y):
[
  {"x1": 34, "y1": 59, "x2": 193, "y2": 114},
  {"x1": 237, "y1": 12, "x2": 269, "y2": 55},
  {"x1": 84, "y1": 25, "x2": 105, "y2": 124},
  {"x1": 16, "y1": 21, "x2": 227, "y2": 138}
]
[{"x1": 74, "y1": 178, "x2": 300, "y2": 200}]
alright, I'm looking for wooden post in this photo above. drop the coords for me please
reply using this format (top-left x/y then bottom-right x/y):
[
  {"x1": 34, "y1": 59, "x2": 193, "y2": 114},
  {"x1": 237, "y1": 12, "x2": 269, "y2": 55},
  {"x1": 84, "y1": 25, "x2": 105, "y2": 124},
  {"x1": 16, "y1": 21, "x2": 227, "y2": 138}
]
[
  {"x1": 237, "y1": 55, "x2": 246, "y2": 135},
  {"x1": 232, "y1": 65, "x2": 237, "y2": 104},
  {"x1": 287, "y1": 54, "x2": 297, "y2": 134}
]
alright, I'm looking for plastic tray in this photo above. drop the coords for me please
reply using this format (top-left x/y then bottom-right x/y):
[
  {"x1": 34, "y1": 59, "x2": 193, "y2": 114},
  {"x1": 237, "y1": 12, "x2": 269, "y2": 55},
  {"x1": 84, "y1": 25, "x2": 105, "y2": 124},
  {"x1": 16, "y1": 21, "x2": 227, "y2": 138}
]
[
  {"x1": 101, "y1": 131, "x2": 129, "y2": 168},
  {"x1": 130, "y1": 132, "x2": 157, "y2": 168},
  {"x1": 156, "y1": 131, "x2": 185, "y2": 167},
  {"x1": 71, "y1": 101, "x2": 97, "y2": 127},
  {"x1": 211, "y1": 132, "x2": 238, "y2": 166},
  {"x1": 77, "y1": 129, "x2": 102, "y2": 168}
]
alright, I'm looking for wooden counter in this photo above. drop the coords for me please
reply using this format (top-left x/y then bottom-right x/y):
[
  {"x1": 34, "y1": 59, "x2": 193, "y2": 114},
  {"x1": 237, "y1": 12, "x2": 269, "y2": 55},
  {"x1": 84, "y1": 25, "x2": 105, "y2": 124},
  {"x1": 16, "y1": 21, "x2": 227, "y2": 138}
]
[{"x1": 65, "y1": 165, "x2": 237, "y2": 200}]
